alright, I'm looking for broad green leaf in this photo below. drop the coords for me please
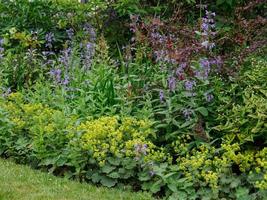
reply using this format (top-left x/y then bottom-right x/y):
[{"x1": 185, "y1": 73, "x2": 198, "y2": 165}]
[
  {"x1": 107, "y1": 172, "x2": 120, "y2": 179},
  {"x1": 196, "y1": 107, "x2": 208, "y2": 117},
  {"x1": 100, "y1": 176, "x2": 117, "y2": 188},
  {"x1": 101, "y1": 165, "x2": 116, "y2": 174}
]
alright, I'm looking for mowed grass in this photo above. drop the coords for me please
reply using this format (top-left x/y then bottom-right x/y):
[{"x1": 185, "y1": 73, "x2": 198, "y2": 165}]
[{"x1": 0, "y1": 159, "x2": 153, "y2": 200}]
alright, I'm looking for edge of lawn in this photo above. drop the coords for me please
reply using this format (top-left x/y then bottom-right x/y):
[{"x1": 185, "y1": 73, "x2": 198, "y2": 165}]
[{"x1": 0, "y1": 158, "x2": 154, "y2": 200}]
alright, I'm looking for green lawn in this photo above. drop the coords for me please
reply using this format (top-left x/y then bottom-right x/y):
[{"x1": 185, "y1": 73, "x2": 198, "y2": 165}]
[{"x1": 0, "y1": 159, "x2": 153, "y2": 200}]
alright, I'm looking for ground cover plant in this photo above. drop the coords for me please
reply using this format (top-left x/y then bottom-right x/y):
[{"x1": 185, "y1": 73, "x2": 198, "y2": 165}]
[{"x1": 0, "y1": 0, "x2": 266, "y2": 199}]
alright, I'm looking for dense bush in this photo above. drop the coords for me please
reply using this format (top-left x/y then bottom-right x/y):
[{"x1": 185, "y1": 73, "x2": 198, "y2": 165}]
[
  {"x1": 0, "y1": 0, "x2": 94, "y2": 51},
  {"x1": 0, "y1": 92, "x2": 169, "y2": 188},
  {"x1": 0, "y1": 0, "x2": 266, "y2": 199},
  {"x1": 215, "y1": 57, "x2": 267, "y2": 145}
]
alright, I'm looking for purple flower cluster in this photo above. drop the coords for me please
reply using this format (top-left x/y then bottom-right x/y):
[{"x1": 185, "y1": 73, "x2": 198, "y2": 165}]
[
  {"x1": 195, "y1": 58, "x2": 211, "y2": 80},
  {"x1": 50, "y1": 69, "x2": 62, "y2": 83},
  {"x1": 152, "y1": 34, "x2": 177, "y2": 64},
  {"x1": 47, "y1": 23, "x2": 96, "y2": 87},
  {"x1": 134, "y1": 143, "x2": 148, "y2": 159},
  {"x1": 184, "y1": 80, "x2": 196, "y2": 91},
  {"x1": 200, "y1": 10, "x2": 216, "y2": 50},
  {"x1": 42, "y1": 32, "x2": 56, "y2": 67},
  {"x1": 195, "y1": 57, "x2": 223, "y2": 80},
  {"x1": 50, "y1": 68, "x2": 69, "y2": 86},
  {"x1": 83, "y1": 42, "x2": 95, "y2": 70},
  {"x1": 176, "y1": 63, "x2": 186, "y2": 80},
  {"x1": 83, "y1": 23, "x2": 96, "y2": 42},
  {"x1": 129, "y1": 15, "x2": 139, "y2": 33},
  {"x1": 45, "y1": 32, "x2": 55, "y2": 49},
  {"x1": 0, "y1": 38, "x2": 4, "y2": 59},
  {"x1": 159, "y1": 90, "x2": 165, "y2": 102},
  {"x1": 204, "y1": 92, "x2": 214, "y2": 102},
  {"x1": 51, "y1": 45, "x2": 72, "y2": 86},
  {"x1": 168, "y1": 76, "x2": 176, "y2": 92},
  {"x1": 183, "y1": 109, "x2": 193, "y2": 120},
  {"x1": 1, "y1": 87, "x2": 11, "y2": 98},
  {"x1": 150, "y1": 32, "x2": 168, "y2": 46},
  {"x1": 59, "y1": 47, "x2": 72, "y2": 68},
  {"x1": 158, "y1": 63, "x2": 188, "y2": 102},
  {"x1": 81, "y1": 24, "x2": 96, "y2": 69},
  {"x1": 66, "y1": 28, "x2": 74, "y2": 40},
  {"x1": 210, "y1": 56, "x2": 223, "y2": 73}
]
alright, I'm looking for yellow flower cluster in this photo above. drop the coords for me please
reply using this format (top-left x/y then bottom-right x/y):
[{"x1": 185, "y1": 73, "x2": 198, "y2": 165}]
[
  {"x1": 79, "y1": 116, "x2": 167, "y2": 165},
  {"x1": 177, "y1": 144, "x2": 219, "y2": 190},
  {"x1": 1, "y1": 92, "x2": 74, "y2": 138},
  {"x1": 202, "y1": 171, "x2": 218, "y2": 189},
  {"x1": 254, "y1": 148, "x2": 267, "y2": 190},
  {"x1": 175, "y1": 142, "x2": 267, "y2": 190},
  {"x1": 172, "y1": 134, "x2": 192, "y2": 156},
  {"x1": 7, "y1": 92, "x2": 24, "y2": 102},
  {"x1": 10, "y1": 117, "x2": 26, "y2": 129}
]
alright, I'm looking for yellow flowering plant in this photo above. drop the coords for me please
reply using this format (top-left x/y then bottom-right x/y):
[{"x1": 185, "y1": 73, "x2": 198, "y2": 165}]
[
  {"x1": 75, "y1": 116, "x2": 169, "y2": 187},
  {"x1": 0, "y1": 93, "x2": 169, "y2": 188}
]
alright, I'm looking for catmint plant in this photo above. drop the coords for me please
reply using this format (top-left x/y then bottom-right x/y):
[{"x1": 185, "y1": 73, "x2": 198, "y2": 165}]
[
  {"x1": 59, "y1": 47, "x2": 72, "y2": 69},
  {"x1": 1, "y1": 87, "x2": 11, "y2": 98},
  {"x1": 45, "y1": 32, "x2": 55, "y2": 49},
  {"x1": 184, "y1": 80, "x2": 196, "y2": 91},
  {"x1": 83, "y1": 42, "x2": 95, "y2": 70},
  {"x1": 50, "y1": 69, "x2": 62, "y2": 84},
  {"x1": 204, "y1": 92, "x2": 214, "y2": 102},
  {"x1": 183, "y1": 109, "x2": 193, "y2": 120},
  {"x1": 0, "y1": 38, "x2": 4, "y2": 60},
  {"x1": 168, "y1": 76, "x2": 176, "y2": 92},
  {"x1": 200, "y1": 10, "x2": 216, "y2": 50},
  {"x1": 134, "y1": 143, "x2": 148, "y2": 160},
  {"x1": 159, "y1": 90, "x2": 165, "y2": 102},
  {"x1": 83, "y1": 23, "x2": 96, "y2": 42},
  {"x1": 42, "y1": 32, "x2": 56, "y2": 68},
  {"x1": 66, "y1": 28, "x2": 74, "y2": 40},
  {"x1": 61, "y1": 75, "x2": 69, "y2": 86}
]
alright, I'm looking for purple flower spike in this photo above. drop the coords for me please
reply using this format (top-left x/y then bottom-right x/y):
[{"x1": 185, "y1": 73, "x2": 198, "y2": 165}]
[
  {"x1": 183, "y1": 109, "x2": 193, "y2": 120},
  {"x1": 184, "y1": 80, "x2": 196, "y2": 91},
  {"x1": 62, "y1": 75, "x2": 70, "y2": 85},
  {"x1": 200, "y1": 10, "x2": 216, "y2": 50},
  {"x1": 205, "y1": 93, "x2": 214, "y2": 102},
  {"x1": 59, "y1": 47, "x2": 72, "y2": 68},
  {"x1": 0, "y1": 39, "x2": 4, "y2": 59},
  {"x1": 50, "y1": 68, "x2": 62, "y2": 83},
  {"x1": 134, "y1": 143, "x2": 148, "y2": 157},
  {"x1": 66, "y1": 28, "x2": 74, "y2": 39},
  {"x1": 83, "y1": 23, "x2": 96, "y2": 41},
  {"x1": 82, "y1": 42, "x2": 95, "y2": 70},
  {"x1": 2, "y1": 87, "x2": 11, "y2": 98},
  {"x1": 168, "y1": 76, "x2": 176, "y2": 92},
  {"x1": 159, "y1": 90, "x2": 165, "y2": 102},
  {"x1": 45, "y1": 32, "x2": 55, "y2": 49}
]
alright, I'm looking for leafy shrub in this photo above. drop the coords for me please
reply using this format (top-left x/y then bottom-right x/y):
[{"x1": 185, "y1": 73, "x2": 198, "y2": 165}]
[
  {"x1": 0, "y1": 0, "x2": 266, "y2": 199},
  {"x1": 75, "y1": 116, "x2": 169, "y2": 187},
  {"x1": 0, "y1": 0, "x2": 94, "y2": 52},
  {"x1": 143, "y1": 141, "x2": 267, "y2": 199},
  {"x1": 215, "y1": 57, "x2": 267, "y2": 145},
  {"x1": 0, "y1": 92, "x2": 167, "y2": 188}
]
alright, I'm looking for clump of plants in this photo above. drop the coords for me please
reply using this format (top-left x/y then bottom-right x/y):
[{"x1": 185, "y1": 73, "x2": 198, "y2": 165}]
[{"x1": 0, "y1": 0, "x2": 266, "y2": 199}]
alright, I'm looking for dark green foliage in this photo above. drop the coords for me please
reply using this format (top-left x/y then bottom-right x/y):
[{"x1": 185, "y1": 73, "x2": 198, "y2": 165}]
[
  {"x1": 0, "y1": 0, "x2": 93, "y2": 52},
  {"x1": 0, "y1": 0, "x2": 266, "y2": 199}
]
